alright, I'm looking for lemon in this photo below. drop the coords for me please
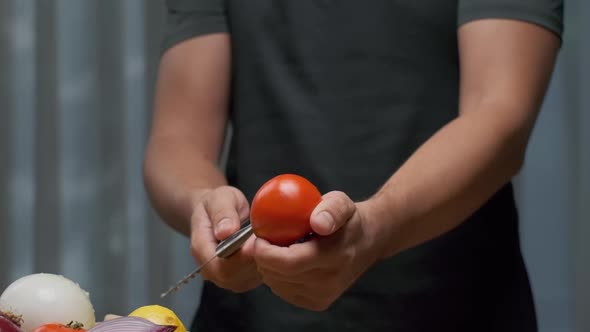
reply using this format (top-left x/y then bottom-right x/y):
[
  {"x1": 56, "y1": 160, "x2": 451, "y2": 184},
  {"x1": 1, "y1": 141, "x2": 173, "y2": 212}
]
[{"x1": 129, "y1": 305, "x2": 187, "y2": 332}]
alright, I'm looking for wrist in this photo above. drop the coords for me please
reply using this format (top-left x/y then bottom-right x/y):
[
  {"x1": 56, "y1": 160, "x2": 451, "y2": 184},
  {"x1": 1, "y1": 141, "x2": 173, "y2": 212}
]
[{"x1": 359, "y1": 192, "x2": 408, "y2": 260}]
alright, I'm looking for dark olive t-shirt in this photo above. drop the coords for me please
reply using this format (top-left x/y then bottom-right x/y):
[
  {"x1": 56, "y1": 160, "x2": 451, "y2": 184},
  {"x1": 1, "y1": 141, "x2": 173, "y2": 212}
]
[{"x1": 162, "y1": 1, "x2": 563, "y2": 331}]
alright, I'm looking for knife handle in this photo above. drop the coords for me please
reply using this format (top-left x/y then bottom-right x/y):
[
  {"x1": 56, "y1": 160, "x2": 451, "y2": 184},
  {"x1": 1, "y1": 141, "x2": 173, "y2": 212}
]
[{"x1": 215, "y1": 221, "x2": 254, "y2": 259}]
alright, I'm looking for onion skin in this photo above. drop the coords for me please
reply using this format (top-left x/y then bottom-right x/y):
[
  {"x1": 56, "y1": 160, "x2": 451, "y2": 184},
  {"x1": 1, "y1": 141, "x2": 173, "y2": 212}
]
[
  {"x1": 0, "y1": 273, "x2": 96, "y2": 332},
  {"x1": 0, "y1": 311, "x2": 24, "y2": 332},
  {"x1": 87, "y1": 317, "x2": 176, "y2": 332}
]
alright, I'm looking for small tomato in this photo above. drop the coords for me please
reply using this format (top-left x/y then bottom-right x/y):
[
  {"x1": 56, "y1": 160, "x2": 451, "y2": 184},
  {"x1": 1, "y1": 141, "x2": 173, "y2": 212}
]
[
  {"x1": 250, "y1": 174, "x2": 322, "y2": 246},
  {"x1": 32, "y1": 322, "x2": 85, "y2": 332}
]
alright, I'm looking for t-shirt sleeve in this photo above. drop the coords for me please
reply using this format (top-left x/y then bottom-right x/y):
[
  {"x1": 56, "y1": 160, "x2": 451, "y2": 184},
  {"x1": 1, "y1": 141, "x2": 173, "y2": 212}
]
[
  {"x1": 458, "y1": 0, "x2": 564, "y2": 38},
  {"x1": 161, "y1": 0, "x2": 228, "y2": 54}
]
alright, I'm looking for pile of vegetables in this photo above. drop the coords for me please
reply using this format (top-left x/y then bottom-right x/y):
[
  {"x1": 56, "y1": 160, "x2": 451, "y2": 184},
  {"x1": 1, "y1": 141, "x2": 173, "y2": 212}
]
[
  {"x1": 0, "y1": 274, "x2": 185, "y2": 332},
  {"x1": 1, "y1": 174, "x2": 323, "y2": 332},
  {"x1": 0, "y1": 311, "x2": 24, "y2": 332}
]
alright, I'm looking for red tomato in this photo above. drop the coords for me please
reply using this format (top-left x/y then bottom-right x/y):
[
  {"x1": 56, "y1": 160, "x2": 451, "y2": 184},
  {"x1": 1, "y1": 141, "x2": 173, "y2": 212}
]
[
  {"x1": 32, "y1": 322, "x2": 85, "y2": 332},
  {"x1": 250, "y1": 174, "x2": 322, "y2": 246}
]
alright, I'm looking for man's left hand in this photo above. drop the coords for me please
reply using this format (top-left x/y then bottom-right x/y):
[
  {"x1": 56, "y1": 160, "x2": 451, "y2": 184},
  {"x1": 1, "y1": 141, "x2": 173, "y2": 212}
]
[{"x1": 253, "y1": 191, "x2": 388, "y2": 311}]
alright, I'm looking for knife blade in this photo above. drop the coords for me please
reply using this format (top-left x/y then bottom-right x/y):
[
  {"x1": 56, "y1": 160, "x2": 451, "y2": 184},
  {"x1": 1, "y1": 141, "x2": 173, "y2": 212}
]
[{"x1": 160, "y1": 221, "x2": 254, "y2": 299}]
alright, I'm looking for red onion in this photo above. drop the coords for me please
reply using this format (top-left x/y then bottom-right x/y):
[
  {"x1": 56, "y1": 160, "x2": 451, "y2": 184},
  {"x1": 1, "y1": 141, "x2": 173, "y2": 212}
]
[
  {"x1": 87, "y1": 317, "x2": 176, "y2": 332},
  {"x1": 0, "y1": 311, "x2": 24, "y2": 332}
]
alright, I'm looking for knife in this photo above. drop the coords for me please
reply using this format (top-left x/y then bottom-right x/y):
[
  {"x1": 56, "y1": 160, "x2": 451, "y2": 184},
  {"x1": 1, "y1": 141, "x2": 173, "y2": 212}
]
[{"x1": 160, "y1": 220, "x2": 254, "y2": 299}]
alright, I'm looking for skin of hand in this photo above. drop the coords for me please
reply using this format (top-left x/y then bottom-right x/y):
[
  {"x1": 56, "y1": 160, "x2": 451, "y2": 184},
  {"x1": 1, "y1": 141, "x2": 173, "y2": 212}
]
[
  {"x1": 253, "y1": 191, "x2": 388, "y2": 311},
  {"x1": 253, "y1": 19, "x2": 560, "y2": 311},
  {"x1": 190, "y1": 186, "x2": 262, "y2": 292}
]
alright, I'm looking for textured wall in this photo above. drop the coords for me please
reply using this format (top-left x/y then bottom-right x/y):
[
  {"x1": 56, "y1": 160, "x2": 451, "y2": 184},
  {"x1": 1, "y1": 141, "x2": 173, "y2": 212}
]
[
  {"x1": 0, "y1": 1, "x2": 587, "y2": 330},
  {"x1": 0, "y1": 0, "x2": 201, "y2": 323}
]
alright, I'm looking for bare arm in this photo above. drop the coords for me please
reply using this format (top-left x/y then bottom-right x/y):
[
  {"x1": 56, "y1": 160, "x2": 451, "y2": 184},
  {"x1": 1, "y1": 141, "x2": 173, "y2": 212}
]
[
  {"x1": 367, "y1": 19, "x2": 561, "y2": 257},
  {"x1": 144, "y1": 34, "x2": 231, "y2": 236}
]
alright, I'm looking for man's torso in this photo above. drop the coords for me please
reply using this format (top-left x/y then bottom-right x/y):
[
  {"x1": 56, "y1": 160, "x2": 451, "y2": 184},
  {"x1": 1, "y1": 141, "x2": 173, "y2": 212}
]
[{"x1": 193, "y1": 1, "x2": 536, "y2": 330}]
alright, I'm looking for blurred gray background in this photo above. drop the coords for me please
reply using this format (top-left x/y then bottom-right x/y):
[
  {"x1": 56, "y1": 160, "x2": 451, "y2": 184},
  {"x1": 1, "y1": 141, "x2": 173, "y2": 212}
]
[{"x1": 0, "y1": 1, "x2": 588, "y2": 331}]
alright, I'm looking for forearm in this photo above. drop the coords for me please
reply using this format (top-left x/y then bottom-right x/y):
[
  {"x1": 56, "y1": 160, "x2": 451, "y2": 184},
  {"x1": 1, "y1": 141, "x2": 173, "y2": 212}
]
[
  {"x1": 143, "y1": 34, "x2": 231, "y2": 236},
  {"x1": 144, "y1": 136, "x2": 227, "y2": 236},
  {"x1": 368, "y1": 103, "x2": 532, "y2": 257}
]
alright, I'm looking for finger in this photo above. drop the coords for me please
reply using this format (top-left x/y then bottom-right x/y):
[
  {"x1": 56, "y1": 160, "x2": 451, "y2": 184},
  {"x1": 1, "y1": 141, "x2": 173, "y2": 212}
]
[
  {"x1": 259, "y1": 265, "x2": 342, "y2": 301},
  {"x1": 227, "y1": 274, "x2": 262, "y2": 293},
  {"x1": 310, "y1": 191, "x2": 356, "y2": 236},
  {"x1": 215, "y1": 261, "x2": 262, "y2": 293},
  {"x1": 261, "y1": 271, "x2": 334, "y2": 312},
  {"x1": 292, "y1": 296, "x2": 332, "y2": 312},
  {"x1": 258, "y1": 266, "x2": 335, "y2": 287},
  {"x1": 265, "y1": 284, "x2": 328, "y2": 312},
  {"x1": 190, "y1": 203, "x2": 219, "y2": 267},
  {"x1": 206, "y1": 235, "x2": 259, "y2": 280},
  {"x1": 191, "y1": 204, "x2": 249, "y2": 276},
  {"x1": 205, "y1": 186, "x2": 249, "y2": 240},
  {"x1": 254, "y1": 237, "x2": 320, "y2": 275},
  {"x1": 207, "y1": 264, "x2": 260, "y2": 292},
  {"x1": 262, "y1": 275, "x2": 306, "y2": 299},
  {"x1": 257, "y1": 266, "x2": 308, "y2": 285},
  {"x1": 191, "y1": 203, "x2": 262, "y2": 291},
  {"x1": 200, "y1": 241, "x2": 260, "y2": 287},
  {"x1": 238, "y1": 233, "x2": 257, "y2": 257}
]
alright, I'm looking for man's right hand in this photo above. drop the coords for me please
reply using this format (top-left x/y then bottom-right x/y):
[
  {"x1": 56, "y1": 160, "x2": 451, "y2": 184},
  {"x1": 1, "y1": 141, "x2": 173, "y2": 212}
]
[{"x1": 190, "y1": 186, "x2": 262, "y2": 293}]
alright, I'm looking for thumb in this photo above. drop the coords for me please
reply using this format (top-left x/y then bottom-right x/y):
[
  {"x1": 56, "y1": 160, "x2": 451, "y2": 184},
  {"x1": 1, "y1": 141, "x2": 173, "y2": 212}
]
[
  {"x1": 205, "y1": 186, "x2": 249, "y2": 240},
  {"x1": 310, "y1": 191, "x2": 356, "y2": 236}
]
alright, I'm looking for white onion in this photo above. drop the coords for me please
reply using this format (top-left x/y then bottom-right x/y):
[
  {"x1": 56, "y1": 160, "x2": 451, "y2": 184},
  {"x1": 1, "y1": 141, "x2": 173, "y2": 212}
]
[{"x1": 0, "y1": 273, "x2": 96, "y2": 332}]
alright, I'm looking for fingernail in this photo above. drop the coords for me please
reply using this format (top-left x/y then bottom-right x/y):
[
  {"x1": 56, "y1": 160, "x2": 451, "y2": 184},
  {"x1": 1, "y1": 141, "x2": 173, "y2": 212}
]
[
  {"x1": 315, "y1": 211, "x2": 334, "y2": 234},
  {"x1": 216, "y1": 218, "x2": 233, "y2": 234}
]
